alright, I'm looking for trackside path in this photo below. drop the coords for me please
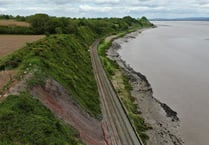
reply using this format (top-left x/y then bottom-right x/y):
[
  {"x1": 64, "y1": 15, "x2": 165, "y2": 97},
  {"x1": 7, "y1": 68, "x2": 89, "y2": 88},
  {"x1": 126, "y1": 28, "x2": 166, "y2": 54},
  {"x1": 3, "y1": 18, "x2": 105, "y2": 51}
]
[{"x1": 90, "y1": 40, "x2": 143, "y2": 145}]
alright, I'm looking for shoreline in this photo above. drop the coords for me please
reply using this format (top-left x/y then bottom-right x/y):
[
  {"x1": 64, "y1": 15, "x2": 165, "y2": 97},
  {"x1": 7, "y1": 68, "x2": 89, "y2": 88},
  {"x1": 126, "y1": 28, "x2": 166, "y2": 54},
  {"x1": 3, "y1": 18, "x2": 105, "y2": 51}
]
[{"x1": 107, "y1": 29, "x2": 184, "y2": 145}]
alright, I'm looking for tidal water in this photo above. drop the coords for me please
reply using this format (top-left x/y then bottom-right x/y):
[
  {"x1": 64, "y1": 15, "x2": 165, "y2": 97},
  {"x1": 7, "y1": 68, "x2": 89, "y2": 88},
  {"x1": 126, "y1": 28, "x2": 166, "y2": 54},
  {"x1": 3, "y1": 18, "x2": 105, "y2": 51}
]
[{"x1": 119, "y1": 21, "x2": 209, "y2": 145}]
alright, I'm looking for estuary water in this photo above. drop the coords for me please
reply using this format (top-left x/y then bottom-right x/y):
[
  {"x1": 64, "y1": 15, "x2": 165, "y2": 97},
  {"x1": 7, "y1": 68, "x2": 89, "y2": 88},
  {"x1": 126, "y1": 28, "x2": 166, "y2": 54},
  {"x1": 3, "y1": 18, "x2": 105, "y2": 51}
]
[{"x1": 119, "y1": 21, "x2": 209, "y2": 145}]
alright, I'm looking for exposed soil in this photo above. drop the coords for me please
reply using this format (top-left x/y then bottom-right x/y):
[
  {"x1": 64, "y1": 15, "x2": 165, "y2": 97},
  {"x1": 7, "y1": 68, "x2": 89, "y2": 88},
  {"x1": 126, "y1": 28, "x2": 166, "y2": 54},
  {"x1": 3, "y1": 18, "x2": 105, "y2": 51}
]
[
  {"x1": 0, "y1": 34, "x2": 44, "y2": 98},
  {"x1": 0, "y1": 72, "x2": 32, "y2": 102},
  {"x1": 107, "y1": 29, "x2": 184, "y2": 145},
  {"x1": 0, "y1": 35, "x2": 44, "y2": 57},
  {"x1": 30, "y1": 79, "x2": 108, "y2": 145},
  {"x1": 0, "y1": 20, "x2": 30, "y2": 27},
  {"x1": 0, "y1": 70, "x2": 16, "y2": 88},
  {"x1": 1, "y1": 71, "x2": 109, "y2": 145}
]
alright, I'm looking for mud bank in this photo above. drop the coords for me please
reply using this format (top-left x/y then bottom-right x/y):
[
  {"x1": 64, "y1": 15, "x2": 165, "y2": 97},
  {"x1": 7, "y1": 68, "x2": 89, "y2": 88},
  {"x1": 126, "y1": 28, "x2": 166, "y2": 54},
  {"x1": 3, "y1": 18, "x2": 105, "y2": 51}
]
[{"x1": 107, "y1": 29, "x2": 184, "y2": 145}]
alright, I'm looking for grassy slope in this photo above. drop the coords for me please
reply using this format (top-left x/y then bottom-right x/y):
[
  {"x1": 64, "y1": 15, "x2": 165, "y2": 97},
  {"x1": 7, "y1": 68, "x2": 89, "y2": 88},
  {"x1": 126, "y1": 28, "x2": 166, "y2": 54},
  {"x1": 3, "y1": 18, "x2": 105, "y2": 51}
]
[
  {"x1": 0, "y1": 33, "x2": 100, "y2": 144},
  {"x1": 0, "y1": 93, "x2": 83, "y2": 145},
  {"x1": 0, "y1": 33, "x2": 100, "y2": 117}
]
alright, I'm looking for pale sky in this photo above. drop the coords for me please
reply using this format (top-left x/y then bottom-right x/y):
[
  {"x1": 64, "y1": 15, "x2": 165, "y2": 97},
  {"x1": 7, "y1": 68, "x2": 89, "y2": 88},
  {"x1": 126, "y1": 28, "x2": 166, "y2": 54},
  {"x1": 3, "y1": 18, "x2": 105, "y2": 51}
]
[{"x1": 0, "y1": 0, "x2": 209, "y2": 18}]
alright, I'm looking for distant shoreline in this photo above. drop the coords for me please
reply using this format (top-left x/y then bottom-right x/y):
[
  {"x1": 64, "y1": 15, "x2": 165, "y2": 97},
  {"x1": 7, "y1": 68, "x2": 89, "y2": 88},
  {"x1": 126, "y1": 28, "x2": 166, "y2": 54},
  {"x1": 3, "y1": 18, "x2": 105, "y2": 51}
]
[{"x1": 150, "y1": 17, "x2": 209, "y2": 21}]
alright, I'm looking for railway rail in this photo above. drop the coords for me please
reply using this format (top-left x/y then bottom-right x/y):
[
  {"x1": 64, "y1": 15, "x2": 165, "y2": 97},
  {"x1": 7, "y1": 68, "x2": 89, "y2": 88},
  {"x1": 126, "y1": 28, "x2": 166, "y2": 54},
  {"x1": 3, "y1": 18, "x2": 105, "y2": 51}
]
[{"x1": 90, "y1": 40, "x2": 143, "y2": 145}]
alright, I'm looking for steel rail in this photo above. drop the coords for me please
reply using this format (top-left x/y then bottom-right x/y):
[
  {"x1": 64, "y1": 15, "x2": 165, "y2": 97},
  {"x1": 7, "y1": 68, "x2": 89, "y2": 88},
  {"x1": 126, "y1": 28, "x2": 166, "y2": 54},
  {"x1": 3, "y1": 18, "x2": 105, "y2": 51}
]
[{"x1": 90, "y1": 40, "x2": 143, "y2": 145}]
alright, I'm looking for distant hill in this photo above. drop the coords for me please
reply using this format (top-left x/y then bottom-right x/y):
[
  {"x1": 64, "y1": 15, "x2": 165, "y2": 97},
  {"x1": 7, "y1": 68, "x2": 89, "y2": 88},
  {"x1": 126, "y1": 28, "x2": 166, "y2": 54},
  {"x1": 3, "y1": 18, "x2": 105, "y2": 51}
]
[{"x1": 150, "y1": 17, "x2": 209, "y2": 21}]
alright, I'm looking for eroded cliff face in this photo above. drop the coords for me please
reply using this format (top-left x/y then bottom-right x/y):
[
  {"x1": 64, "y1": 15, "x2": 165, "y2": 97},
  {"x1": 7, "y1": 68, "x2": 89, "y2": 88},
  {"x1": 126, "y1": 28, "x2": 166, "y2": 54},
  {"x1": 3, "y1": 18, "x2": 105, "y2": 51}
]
[
  {"x1": 30, "y1": 79, "x2": 107, "y2": 145},
  {"x1": 0, "y1": 71, "x2": 108, "y2": 145}
]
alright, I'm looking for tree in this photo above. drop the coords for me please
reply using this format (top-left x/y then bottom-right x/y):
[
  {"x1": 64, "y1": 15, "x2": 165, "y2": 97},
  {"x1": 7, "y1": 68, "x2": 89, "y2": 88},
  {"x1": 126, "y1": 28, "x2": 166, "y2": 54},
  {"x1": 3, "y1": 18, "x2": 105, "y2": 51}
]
[
  {"x1": 138, "y1": 16, "x2": 153, "y2": 27},
  {"x1": 27, "y1": 14, "x2": 50, "y2": 34},
  {"x1": 123, "y1": 16, "x2": 139, "y2": 26},
  {"x1": 55, "y1": 27, "x2": 63, "y2": 34}
]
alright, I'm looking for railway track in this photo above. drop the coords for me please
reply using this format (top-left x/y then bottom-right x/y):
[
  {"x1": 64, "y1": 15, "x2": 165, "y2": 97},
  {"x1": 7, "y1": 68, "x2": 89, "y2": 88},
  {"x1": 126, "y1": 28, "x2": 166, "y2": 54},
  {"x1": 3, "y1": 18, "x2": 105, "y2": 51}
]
[{"x1": 90, "y1": 40, "x2": 143, "y2": 145}]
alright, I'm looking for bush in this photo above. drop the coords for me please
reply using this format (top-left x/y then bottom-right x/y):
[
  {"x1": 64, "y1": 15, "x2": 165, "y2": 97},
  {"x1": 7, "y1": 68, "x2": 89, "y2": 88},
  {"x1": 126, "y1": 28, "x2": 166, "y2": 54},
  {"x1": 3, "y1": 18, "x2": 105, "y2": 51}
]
[
  {"x1": 0, "y1": 26, "x2": 33, "y2": 34},
  {"x1": 0, "y1": 94, "x2": 83, "y2": 145}
]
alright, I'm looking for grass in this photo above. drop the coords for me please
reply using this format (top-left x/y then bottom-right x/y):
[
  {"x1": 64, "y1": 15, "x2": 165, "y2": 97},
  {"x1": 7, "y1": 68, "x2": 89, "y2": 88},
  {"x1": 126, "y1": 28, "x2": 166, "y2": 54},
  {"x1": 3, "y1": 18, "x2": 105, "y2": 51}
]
[
  {"x1": 0, "y1": 34, "x2": 101, "y2": 118},
  {"x1": 0, "y1": 16, "x2": 153, "y2": 144},
  {"x1": 98, "y1": 30, "x2": 151, "y2": 144},
  {"x1": 0, "y1": 31, "x2": 101, "y2": 145},
  {"x1": 0, "y1": 93, "x2": 84, "y2": 145}
]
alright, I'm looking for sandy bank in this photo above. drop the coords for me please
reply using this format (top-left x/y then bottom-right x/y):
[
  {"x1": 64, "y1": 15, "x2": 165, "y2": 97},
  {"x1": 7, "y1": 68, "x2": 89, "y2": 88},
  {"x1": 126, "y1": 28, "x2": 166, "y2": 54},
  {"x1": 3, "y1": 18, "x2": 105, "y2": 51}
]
[{"x1": 107, "y1": 29, "x2": 184, "y2": 145}]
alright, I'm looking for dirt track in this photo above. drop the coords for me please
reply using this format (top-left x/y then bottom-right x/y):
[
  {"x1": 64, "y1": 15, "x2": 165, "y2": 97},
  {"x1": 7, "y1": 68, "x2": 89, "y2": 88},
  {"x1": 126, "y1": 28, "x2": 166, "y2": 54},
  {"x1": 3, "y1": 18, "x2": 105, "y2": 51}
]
[
  {"x1": 90, "y1": 40, "x2": 143, "y2": 145},
  {"x1": 0, "y1": 35, "x2": 44, "y2": 57}
]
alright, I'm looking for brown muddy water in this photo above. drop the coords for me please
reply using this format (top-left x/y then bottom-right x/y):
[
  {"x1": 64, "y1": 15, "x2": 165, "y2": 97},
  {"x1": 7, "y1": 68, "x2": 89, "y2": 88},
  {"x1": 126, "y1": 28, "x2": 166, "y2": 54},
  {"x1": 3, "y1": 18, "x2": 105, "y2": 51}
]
[{"x1": 119, "y1": 21, "x2": 209, "y2": 145}]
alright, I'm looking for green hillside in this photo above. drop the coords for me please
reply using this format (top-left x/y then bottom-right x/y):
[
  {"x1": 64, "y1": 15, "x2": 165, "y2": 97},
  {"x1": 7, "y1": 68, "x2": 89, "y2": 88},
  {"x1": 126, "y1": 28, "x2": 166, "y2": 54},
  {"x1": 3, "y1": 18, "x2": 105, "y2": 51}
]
[
  {"x1": 0, "y1": 93, "x2": 83, "y2": 145},
  {"x1": 0, "y1": 14, "x2": 153, "y2": 144}
]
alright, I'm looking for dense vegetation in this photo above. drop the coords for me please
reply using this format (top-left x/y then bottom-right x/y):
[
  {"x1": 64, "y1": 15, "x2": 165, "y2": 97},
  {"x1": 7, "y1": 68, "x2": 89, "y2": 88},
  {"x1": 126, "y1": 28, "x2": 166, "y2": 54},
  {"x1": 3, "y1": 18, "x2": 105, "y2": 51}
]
[
  {"x1": 0, "y1": 14, "x2": 153, "y2": 144},
  {"x1": 0, "y1": 93, "x2": 83, "y2": 145},
  {"x1": 0, "y1": 14, "x2": 153, "y2": 35},
  {"x1": 0, "y1": 26, "x2": 33, "y2": 34},
  {"x1": 0, "y1": 34, "x2": 101, "y2": 117}
]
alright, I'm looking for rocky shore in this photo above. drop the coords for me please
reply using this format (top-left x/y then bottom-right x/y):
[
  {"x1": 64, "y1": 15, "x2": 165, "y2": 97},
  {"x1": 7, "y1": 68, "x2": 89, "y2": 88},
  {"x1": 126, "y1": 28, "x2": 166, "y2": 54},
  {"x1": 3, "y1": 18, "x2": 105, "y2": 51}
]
[{"x1": 107, "y1": 29, "x2": 184, "y2": 145}]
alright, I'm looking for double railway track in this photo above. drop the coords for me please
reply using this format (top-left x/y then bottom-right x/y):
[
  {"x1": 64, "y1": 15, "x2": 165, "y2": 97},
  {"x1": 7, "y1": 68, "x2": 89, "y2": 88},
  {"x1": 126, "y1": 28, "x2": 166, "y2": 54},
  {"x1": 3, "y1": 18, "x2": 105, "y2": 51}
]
[{"x1": 90, "y1": 40, "x2": 143, "y2": 145}]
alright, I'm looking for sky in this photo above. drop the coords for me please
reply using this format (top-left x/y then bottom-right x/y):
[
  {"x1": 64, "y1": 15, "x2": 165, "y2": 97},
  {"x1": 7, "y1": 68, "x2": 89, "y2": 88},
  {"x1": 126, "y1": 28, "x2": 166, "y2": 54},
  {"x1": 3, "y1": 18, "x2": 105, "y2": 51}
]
[{"x1": 0, "y1": 0, "x2": 209, "y2": 18}]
